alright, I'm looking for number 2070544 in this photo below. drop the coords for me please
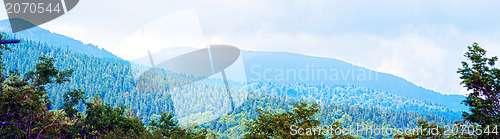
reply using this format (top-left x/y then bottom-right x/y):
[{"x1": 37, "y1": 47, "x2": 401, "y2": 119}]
[{"x1": 5, "y1": 3, "x2": 61, "y2": 14}]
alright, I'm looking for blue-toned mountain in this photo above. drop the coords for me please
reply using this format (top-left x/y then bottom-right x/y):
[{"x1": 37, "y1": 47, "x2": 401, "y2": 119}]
[
  {"x1": 135, "y1": 48, "x2": 467, "y2": 112},
  {"x1": 0, "y1": 19, "x2": 120, "y2": 60}
]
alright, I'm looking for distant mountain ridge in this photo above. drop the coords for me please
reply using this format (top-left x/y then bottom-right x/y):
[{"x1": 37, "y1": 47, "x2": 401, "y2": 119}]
[
  {"x1": 0, "y1": 20, "x2": 466, "y2": 112},
  {"x1": 241, "y1": 50, "x2": 467, "y2": 111},
  {"x1": 0, "y1": 19, "x2": 120, "y2": 60},
  {"x1": 134, "y1": 47, "x2": 467, "y2": 111},
  {"x1": 0, "y1": 24, "x2": 464, "y2": 130}
]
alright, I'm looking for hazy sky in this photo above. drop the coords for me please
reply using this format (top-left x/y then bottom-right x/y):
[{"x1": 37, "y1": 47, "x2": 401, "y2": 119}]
[{"x1": 1, "y1": 0, "x2": 500, "y2": 95}]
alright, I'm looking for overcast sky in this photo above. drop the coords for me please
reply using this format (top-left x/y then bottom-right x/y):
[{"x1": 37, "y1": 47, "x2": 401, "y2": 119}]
[{"x1": 1, "y1": 0, "x2": 500, "y2": 95}]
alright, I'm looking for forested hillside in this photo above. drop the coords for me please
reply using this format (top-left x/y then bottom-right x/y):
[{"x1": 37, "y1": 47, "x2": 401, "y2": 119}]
[
  {"x1": 137, "y1": 47, "x2": 467, "y2": 112},
  {"x1": 250, "y1": 83, "x2": 461, "y2": 121},
  {"x1": 1, "y1": 32, "x2": 462, "y2": 138},
  {"x1": 241, "y1": 51, "x2": 467, "y2": 111},
  {"x1": 202, "y1": 93, "x2": 452, "y2": 138}
]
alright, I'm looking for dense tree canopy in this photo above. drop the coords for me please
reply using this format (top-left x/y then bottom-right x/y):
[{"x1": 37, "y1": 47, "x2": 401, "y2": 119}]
[
  {"x1": 0, "y1": 32, "x2": 477, "y2": 138},
  {"x1": 0, "y1": 34, "x2": 208, "y2": 138},
  {"x1": 244, "y1": 102, "x2": 355, "y2": 138}
]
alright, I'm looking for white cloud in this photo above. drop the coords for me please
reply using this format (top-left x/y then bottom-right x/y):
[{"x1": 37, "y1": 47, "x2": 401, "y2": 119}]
[
  {"x1": 204, "y1": 26, "x2": 500, "y2": 96},
  {"x1": 38, "y1": 0, "x2": 196, "y2": 50},
  {"x1": 113, "y1": 8, "x2": 207, "y2": 60},
  {"x1": 376, "y1": 34, "x2": 451, "y2": 93}
]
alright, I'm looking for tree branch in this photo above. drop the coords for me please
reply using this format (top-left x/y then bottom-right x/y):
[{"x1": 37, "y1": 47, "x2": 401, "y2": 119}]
[{"x1": 36, "y1": 111, "x2": 62, "y2": 139}]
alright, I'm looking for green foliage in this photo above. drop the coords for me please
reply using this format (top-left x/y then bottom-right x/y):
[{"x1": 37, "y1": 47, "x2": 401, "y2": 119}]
[
  {"x1": 149, "y1": 112, "x2": 179, "y2": 137},
  {"x1": 208, "y1": 131, "x2": 218, "y2": 139},
  {"x1": 99, "y1": 127, "x2": 162, "y2": 139},
  {"x1": 327, "y1": 122, "x2": 356, "y2": 139},
  {"x1": 0, "y1": 34, "x2": 72, "y2": 138},
  {"x1": 25, "y1": 56, "x2": 74, "y2": 91},
  {"x1": 76, "y1": 94, "x2": 146, "y2": 138},
  {"x1": 244, "y1": 102, "x2": 321, "y2": 138},
  {"x1": 244, "y1": 102, "x2": 355, "y2": 139},
  {"x1": 1, "y1": 33, "x2": 175, "y2": 123},
  {"x1": 458, "y1": 43, "x2": 500, "y2": 139},
  {"x1": 149, "y1": 112, "x2": 208, "y2": 139},
  {"x1": 0, "y1": 34, "x2": 207, "y2": 138},
  {"x1": 62, "y1": 89, "x2": 85, "y2": 119},
  {"x1": 203, "y1": 93, "x2": 451, "y2": 138}
]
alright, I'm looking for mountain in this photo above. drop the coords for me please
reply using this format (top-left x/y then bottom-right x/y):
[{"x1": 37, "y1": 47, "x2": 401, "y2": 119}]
[
  {"x1": 241, "y1": 51, "x2": 468, "y2": 111},
  {"x1": 1, "y1": 27, "x2": 462, "y2": 118},
  {"x1": 0, "y1": 19, "x2": 120, "y2": 60},
  {"x1": 1, "y1": 26, "x2": 463, "y2": 138},
  {"x1": 133, "y1": 47, "x2": 467, "y2": 111}
]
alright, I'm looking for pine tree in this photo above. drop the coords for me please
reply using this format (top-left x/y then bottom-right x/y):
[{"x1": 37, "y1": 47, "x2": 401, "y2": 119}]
[
  {"x1": 458, "y1": 42, "x2": 500, "y2": 138},
  {"x1": 149, "y1": 112, "x2": 208, "y2": 138}
]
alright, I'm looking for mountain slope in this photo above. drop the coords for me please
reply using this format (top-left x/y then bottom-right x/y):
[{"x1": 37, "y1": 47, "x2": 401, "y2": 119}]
[
  {"x1": 0, "y1": 29, "x2": 465, "y2": 139},
  {"x1": 242, "y1": 51, "x2": 467, "y2": 111},
  {"x1": 1, "y1": 31, "x2": 461, "y2": 123},
  {"x1": 202, "y1": 93, "x2": 453, "y2": 138},
  {"x1": 133, "y1": 47, "x2": 467, "y2": 111},
  {"x1": 0, "y1": 19, "x2": 120, "y2": 60}
]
